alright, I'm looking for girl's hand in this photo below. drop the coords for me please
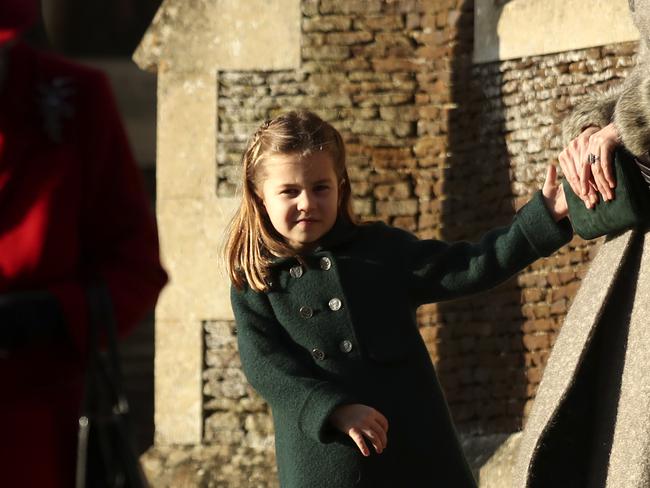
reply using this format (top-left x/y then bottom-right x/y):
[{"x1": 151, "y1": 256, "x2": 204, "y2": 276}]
[
  {"x1": 542, "y1": 164, "x2": 568, "y2": 221},
  {"x1": 559, "y1": 123, "x2": 621, "y2": 208},
  {"x1": 329, "y1": 403, "x2": 389, "y2": 456}
]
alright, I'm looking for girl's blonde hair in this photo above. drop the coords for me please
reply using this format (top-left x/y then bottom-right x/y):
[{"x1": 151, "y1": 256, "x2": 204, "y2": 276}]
[{"x1": 225, "y1": 110, "x2": 355, "y2": 291}]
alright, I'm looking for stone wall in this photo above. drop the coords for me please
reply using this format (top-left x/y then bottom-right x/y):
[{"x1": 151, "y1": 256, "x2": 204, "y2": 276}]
[
  {"x1": 429, "y1": 39, "x2": 636, "y2": 432},
  {"x1": 140, "y1": 319, "x2": 278, "y2": 486}
]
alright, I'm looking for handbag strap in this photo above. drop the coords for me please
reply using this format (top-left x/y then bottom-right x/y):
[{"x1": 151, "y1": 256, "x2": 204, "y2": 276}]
[
  {"x1": 85, "y1": 281, "x2": 130, "y2": 414},
  {"x1": 77, "y1": 282, "x2": 148, "y2": 488}
]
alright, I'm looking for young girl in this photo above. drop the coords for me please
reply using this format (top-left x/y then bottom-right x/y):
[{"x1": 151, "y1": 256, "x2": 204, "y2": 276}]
[{"x1": 226, "y1": 110, "x2": 571, "y2": 488}]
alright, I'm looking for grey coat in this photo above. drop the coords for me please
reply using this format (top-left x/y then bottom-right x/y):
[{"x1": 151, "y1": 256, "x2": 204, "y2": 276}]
[
  {"x1": 515, "y1": 2, "x2": 650, "y2": 486},
  {"x1": 515, "y1": 229, "x2": 650, "y2": 487}
]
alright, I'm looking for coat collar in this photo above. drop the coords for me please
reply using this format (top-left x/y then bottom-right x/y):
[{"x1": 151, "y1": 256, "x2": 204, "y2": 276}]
[
  {"x1": 269, "y1": 217, "x2": 358, "y2": 268},
  {"x1": 312, "y1": 217, "x2": 358, "y2": 252}
]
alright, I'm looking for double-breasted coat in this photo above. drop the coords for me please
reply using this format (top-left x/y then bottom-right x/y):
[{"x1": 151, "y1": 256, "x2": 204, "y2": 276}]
[{"x1": 232, "y1": 192, "x2": 572, "y2": 488}]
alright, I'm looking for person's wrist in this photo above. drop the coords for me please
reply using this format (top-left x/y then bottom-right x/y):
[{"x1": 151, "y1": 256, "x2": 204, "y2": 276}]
[
  {"x1": 610, "y1": 123, "x2": 623, "y2": 144},
  {"x1": 329, "y1": 405, "x2": 344, "y2": 427},
  {"x1": 542, "y1": 192, "x2": 567, "y2": 221}
]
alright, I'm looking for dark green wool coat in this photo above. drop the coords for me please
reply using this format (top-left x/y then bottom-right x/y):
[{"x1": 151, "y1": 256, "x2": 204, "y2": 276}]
[{"x1": 231, "y1": 191, "x2": 572, "y2": 488}]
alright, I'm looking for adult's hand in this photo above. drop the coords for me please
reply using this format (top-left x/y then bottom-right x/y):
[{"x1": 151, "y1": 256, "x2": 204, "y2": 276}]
[
  {"x1": 584, "y1": 123, "x2": 620, "y2": 201},
  {"x1": 558, "y1": 123, "x2": 621, "y2": 208}
]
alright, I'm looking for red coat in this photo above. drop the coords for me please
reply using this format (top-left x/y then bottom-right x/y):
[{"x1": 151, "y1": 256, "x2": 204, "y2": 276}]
[{"x1": 0, "y1": 41, "x2": 167, "y2": 487}]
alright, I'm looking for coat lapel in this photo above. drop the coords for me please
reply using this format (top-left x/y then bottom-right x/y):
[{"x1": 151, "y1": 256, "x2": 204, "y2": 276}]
[
  {"x1": 605, "y1": 231, "x2": 650, "y2": 487},
  {"x1": 515, "y1": 229, "x2": 635, "y2": 487}
]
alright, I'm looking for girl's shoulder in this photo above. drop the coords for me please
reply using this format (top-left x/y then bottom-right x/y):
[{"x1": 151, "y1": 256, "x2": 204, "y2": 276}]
[
  {"x1": 348, "y1": 220, "x2": 423, "y2": 258},
  {"x1": 230, "y1": 278, "x2": 266, "y2": 301},
  {"x1": 354, "y1": 219, "x2": 420, "y2": 244},
  {"x1": 230, "y1": 280, "x2": 275, "y2": 315}
]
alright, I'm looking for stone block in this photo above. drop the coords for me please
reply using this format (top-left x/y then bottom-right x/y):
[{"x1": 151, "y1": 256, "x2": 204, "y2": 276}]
[
  {"x1": 354, "y1": 15, "x2": 405, "y2": 31},
  {"x1": 414, "y1": 135, "x2": 446, "y2": 157},
  {"x1": 523, "y1": 334, "x2": 549, "y2": 352},
  {"x1": 135, "y1": 0, "x2": 301, "y2": 72},
  {"x1": 157, "y1": 70, "x2": 217, "y2": 201},
  {"x1": 372, "y1": 57, "x2": 422, "y2": 72},
  {"x1": 155, "y1": 319, "x2": 203, "y2": 445},
  {"x1": 350, "y1": 119, "x2": 393, "y2": 137},
  {"x1": 156, "y1": 197, "x2": 239, "y2": 321},
  {"x1": 302, "y1": 45, "x2": 351, "y2": 61},
  {"x1": 302, "y1": 0, "x2": 318, "y2": 16},
  {"x1": 303, "y1": 15, "x2": 352, "y2": 32},
  {"x1": 379, "y1": 105, "x2": 419, "y2": 121},
  {"x1": 352, "y1": 198, "x2": 373, "y2": 215},
  {"x1": 326, "y1": 31, "x2": 374, "y2": 45},
  {"x1": 352, "y1": 91, "x2": 413, "y2": 108},
  {"x1": 374, "y1": 182, "x2": 412, "y2": 200},
  {"x1": 319, "y1": 0, "x2": 383, "y2": 15},
  {"x1": 204, "y1": 411, "x2": 245, "y2": 445}
]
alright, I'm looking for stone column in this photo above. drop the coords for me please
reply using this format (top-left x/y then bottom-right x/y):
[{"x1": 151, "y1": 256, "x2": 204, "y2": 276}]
[{"x1": 133, "y1": 0, "x2": 301, "y2": 445}]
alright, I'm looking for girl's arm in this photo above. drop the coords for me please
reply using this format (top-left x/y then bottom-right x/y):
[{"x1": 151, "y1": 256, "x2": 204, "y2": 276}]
[
  {"x1": 231, "y1": 285, "x2": 356, "y2": 443},
  {"x1": 405, "y1": 189, "x2": 572, "y2": 307}
]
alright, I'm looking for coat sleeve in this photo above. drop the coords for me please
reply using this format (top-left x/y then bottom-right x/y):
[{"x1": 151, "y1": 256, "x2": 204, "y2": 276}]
[
  {"x1": 562, "y1": 84, "x2": 622, "y2": 144},
  {"x1": 47, "y1": 70, "x2": 167, "y2": 352},
  {"x1": 613, "y1": 67, "x2": 650, "y2": 157},
  {"x1": 405, "y1": 191, "x2": 573, "y2": 306},
  {"x1": 231, "y1": 285, "x2": 355, "y2": 443}
]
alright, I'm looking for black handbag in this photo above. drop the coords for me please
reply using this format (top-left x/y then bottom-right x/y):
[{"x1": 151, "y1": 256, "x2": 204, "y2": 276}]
[
  {"x1": 76, "y1": 283, "x2": 149, "y2": 488},
  {"x1": 562, "y1": 147, "x2": 650, "y2": 239}
]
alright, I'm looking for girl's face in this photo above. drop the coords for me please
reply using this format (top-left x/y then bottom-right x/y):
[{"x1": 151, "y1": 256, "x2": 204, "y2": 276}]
[{"x1": 259, "y1": 151, "x2": 340, "y2": 252}]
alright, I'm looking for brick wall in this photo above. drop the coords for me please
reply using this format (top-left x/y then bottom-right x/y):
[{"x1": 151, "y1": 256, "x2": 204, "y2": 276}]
[
  {"x1": 426, "y1": 38, "x2": 637, "y2": 431},
  {"x1": 208, "y1": 0, "x2": 638, "y2": 438}
]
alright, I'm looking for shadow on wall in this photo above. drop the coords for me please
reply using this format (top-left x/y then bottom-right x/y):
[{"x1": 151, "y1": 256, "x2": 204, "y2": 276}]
[
  {"x1": 435, "y1": 0, "x2": 527, "y2": 435},
  {"x1": 41, "y1": 0, "x2": 162, "y2": 56}
]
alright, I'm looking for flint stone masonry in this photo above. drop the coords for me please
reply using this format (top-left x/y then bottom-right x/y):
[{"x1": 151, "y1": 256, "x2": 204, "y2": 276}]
[
  {"x1": 202, "y1": 321, "x2": 274, "y2": 449},
  {"x1": 141, "y1": 444, "x2": 278, "y2": 488},
  {"x1": 153, "y1": 320, "x2": 281, "y2": 487}
]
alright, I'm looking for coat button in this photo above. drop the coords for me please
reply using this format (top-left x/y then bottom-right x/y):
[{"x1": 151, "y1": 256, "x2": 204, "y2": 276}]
[
  {"x1": 311, "y1": 348, "x2": 326, "y2": 361},
  {"x1": 289, "y1": 265, "x2": 303, "y2": 278},
  {"x1": 319, "y1": 257, "x2": 332, "y2": 270},
  {"x1": 339, "y1": 340, "x2": 353, "y2": 353},
  {"x1": 299, "y1": 306, "x2": 313, "y2": 319},
  {"x1": 328, "y1": 298, "x2": 342, "y2": 311}
]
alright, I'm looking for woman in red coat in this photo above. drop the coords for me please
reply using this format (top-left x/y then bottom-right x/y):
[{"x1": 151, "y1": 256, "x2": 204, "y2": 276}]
[{"x1": 0, "y1": 1, "x2": 168, "y2": 486}]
